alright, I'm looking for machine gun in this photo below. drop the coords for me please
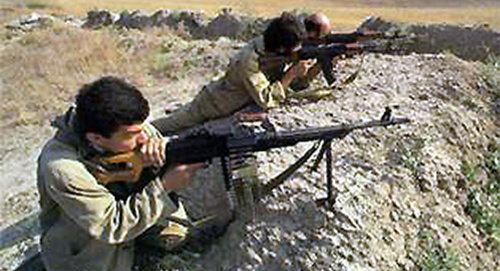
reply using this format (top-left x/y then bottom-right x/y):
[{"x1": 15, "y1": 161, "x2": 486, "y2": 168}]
[{"x1": 94, "y1": 108, "x2": 409, "y2": 209}]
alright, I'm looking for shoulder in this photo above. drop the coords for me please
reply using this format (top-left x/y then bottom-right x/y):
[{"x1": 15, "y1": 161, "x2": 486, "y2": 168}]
[
  {"x1": 38, "y1": 138, "x2": 92, "y2": 185},
  {"x1": 233, "y1": 37, "x2": 264, "y2": 71},
  {"x1": 39, "y1": 137, "x2": 79, "y2": 166}
]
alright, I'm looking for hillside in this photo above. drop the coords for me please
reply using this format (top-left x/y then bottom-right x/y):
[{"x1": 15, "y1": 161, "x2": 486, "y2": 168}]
[
  {"x1": 2, "y1": 1, "x2": 500, "y2": 30},
  {"x1": 0, "y1": 8, "x2": 499, "y2": 271},
  {"x1": 2, "y1": 0, "x2": 500, "y2": 9}
]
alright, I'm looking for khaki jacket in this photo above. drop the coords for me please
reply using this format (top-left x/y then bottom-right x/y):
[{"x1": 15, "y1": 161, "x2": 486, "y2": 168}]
[
  {"x1": 152, "y1": 36, "x2": 290, "y2": 134},
  {"x1": 37, "y1": 109, "x2": 179, "y2": 271}
]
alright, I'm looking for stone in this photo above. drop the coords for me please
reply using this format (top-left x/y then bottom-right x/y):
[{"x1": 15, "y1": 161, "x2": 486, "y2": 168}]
[
  {"x1": 114, "y1": 10, "x2": 152, "y2": 29},
  {"x1": 81, "y1": 10, "x2": 115, "y2": 29}
]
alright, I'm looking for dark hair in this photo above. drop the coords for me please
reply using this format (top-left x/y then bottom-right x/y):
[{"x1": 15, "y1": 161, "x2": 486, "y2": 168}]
[
  {"x1": 264, "y1": 12, "x2": 305, "y2": 53},
  {"x1": 304, "y1": 16, "x2": 320, "y2": 34},
  {"x1": 75, "y1": 76, "x2": 149, "y2": 138}
]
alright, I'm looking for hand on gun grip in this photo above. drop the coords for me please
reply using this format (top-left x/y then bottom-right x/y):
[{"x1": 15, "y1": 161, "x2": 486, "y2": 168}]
[{"x1": 290, "y1": 61, "x2": 308, "y2": 78}]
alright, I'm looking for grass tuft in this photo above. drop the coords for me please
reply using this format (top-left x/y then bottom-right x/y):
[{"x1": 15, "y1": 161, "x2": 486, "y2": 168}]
[
  {"x1": 0, "y1": 25, "x2": 175, "y2": 126},
  {"x1": 463, "y1": 140, "x2": 500, "y2": 251},
  {"x1": 386, "y1": 136, "x2": 429, "y2": 190},
  {"x1": 417, "y1": 230, "x2": 461, "y2": 271}
]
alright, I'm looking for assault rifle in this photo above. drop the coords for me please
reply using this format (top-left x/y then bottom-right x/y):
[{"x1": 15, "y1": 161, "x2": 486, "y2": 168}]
[
  {"x1": 96, "y1": 108, "x2": 409, "y2": 208},
  {"x1": 315, "y1": 31, "x2": 405, "y2": 45},
  {"x1": 261, "y1": 31, "x2": 407, "y2": 86}
]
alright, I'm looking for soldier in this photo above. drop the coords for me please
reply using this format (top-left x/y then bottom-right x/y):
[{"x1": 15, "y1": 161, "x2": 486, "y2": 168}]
[
  {"x1": 304, "y1": 12, "x2": 332, "y2": 42},
  {"x1": 298, "y1": 12, "x2": 375, "y2": 89},
  {"x1": 152, "y1": 12, "x2": 310, "y2": 135},
  {"x1": 37, "y1": 76, "x2": 201, "y2": 271},
  {"x1": 293, "y1": 12, "x2": 335, "y2": 89},
  {"x1": 150, "y1": 12, "x2": 335, "y2": 225}
]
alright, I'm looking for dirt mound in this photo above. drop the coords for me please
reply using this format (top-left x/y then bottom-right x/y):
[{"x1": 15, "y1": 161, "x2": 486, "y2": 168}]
[
  {"x1": 171, "y1": 53, "x2": 498, "y2": 270},
  {"x1": 8, "y1": 11, "x2": 500, "y2": 61},
  {"x1": 360, "y1": 16, "x2": 500, "y2": 61}
]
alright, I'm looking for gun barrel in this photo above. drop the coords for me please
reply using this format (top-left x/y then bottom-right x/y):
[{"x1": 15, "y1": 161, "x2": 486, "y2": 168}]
[
  {"x1": 167, "y1": 117, "x2": 409, "y2": 165},
  {"x1": 299, "y1": 43, "x2": 348, "y2": 60},
  {"x1": 320, "y1": 32, "x2": 406, "y2": 44},
  {"x1": 321, "y1": 32, "x2": 359, "y2": 44},
  {"x1": 243, "y1": 116, "x2": 410, "y2": 149}
]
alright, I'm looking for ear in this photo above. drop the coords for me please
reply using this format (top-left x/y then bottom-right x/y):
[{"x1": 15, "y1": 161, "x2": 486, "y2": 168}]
[{"x1": 85, "y1": 132, "x2": 105, "y2": 147}]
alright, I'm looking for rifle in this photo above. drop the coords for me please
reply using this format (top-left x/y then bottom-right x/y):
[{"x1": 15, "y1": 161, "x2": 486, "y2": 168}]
[
  {"x1": 261, "y1": 31, "x2": 407, "y2": 86},
  {"x1": 95, "y1": 108, "x2": 409, "y2": 208},
  {"x1": 316, "y1": 31, "x2": 405, "y2": 45}
]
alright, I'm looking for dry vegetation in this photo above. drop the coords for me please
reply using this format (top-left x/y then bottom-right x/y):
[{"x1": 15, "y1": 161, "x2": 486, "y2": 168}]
[
  {"x1": 1, "y1": 25, "x2": 184, "y2": 127},
  {"x1": 9, "y1": 0, "x2": 500, "y2": 30},
  {"x1": 1, "y1": 1, "x2": 498, "y2": 127}
]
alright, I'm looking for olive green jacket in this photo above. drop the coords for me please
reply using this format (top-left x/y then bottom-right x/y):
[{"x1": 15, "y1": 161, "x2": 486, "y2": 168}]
[
  {"x1": 152, "y1": 36, "x2": 290, "y2": 134},
  {"x1": 37, "y1": 109, "x2": 178, "y2": 271}
]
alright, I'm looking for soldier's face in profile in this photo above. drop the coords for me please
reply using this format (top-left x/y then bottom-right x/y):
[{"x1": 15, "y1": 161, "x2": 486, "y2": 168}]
[{"x1": 87, "y1": 123, "x2": 148, "y2": 154}]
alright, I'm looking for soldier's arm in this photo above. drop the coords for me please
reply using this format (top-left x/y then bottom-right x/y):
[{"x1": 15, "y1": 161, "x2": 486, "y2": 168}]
[
  {"x1": 240, "y1": 53, "x2": 307, "y2": 109},
  {"x1": 42, "y1": 155, "x2": 178, "y2": 244}
]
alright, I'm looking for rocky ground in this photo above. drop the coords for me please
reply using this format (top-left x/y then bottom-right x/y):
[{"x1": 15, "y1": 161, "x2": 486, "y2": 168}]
[
  {"x1": 0, "y1": 9, "x2": 499, "y2": 271},
  {"x1": 199, "y1": 53, "x2": 499, "y2": 270}
]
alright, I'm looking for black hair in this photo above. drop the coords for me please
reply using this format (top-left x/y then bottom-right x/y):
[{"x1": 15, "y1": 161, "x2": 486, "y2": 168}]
[
  {"x1": 304, "y1": 16, "x2": 320, "y2": 34},
  {"x1": 75, "y1": 76, "x2": 149, "y2": 138},
  {"x1": 263, "y1": 12, "x2": 305, "y2": 53}
]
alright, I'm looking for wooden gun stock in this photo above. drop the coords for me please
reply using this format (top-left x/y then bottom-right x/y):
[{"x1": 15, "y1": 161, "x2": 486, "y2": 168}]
[{"x1": 88, "y1": 151, "x2": 144, "y2": 185}]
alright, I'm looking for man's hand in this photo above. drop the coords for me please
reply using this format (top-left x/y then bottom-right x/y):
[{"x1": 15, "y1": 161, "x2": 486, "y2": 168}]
[
  {"x1": 140, "y1": 137, "x2": 203, "y2": 190},
  {"x1": 288, "y1": 61, "x2": 308, "y2": 78},
  {"x1": 281, "y1": 61, "x2": 309, "y2": 89},
  {"x1": 160, "y1": 163, "x2": 204, "y2": 190},
  {"x1": 140, "y1": 137, "x2": 169, "y2": 167}
]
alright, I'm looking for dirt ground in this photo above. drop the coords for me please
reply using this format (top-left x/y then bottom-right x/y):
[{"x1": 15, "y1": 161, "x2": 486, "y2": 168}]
[{"x1": 0, "y1": 10, "x2": 499, "y2": 271}]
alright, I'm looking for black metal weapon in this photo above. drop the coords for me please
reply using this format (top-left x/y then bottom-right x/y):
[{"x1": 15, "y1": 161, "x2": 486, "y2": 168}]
[
  {"x1": 95, "y1": 108, "x2": 409, "y2": 211},
  {"x1": 260, "y1": 31, "x2": 408, "y2": 86},
  {"x1": 165, "y1": 107, "x2": 409, "y2": 208}
]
